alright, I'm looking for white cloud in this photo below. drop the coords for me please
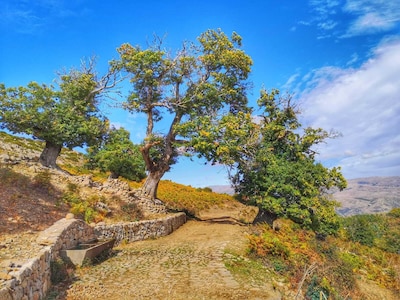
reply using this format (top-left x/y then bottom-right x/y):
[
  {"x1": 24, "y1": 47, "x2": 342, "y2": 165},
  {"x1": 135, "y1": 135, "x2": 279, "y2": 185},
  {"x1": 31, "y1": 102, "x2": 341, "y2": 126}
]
[
  {"x1": 343, "y1": 0, "x2": 400, "y2": 37},
  {"x1": 296, "y1": 38, "x2": 400, "y2": 178},
  {"x1": 305, "y1": 0, "x2": 400, "y2": 38}
]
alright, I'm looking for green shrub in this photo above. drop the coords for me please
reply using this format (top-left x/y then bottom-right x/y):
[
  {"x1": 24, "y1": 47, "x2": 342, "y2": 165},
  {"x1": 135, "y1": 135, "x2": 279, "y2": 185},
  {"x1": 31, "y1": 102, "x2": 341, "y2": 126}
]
[
  {"x1": 339, "y1": 252, "x2": 364, "y2": 271},
  {"x1": 342, "y1": 214, "x2": 387, "y2": 247},
  {"x1": 306, "y1": 276, "x2": 329, "y2": 300},
  {"x1": 50, "y1": 258, "x2": 69, "y2": 284},
  {"x1": 388, "y1": 208, "x2": 400, "y2": 218},
  {"x1": 61, "y1": 190, "x2": 104, "y2": 223},
  {"x1": 85, "y1": 127, "x2": 146, "y2": 181}
]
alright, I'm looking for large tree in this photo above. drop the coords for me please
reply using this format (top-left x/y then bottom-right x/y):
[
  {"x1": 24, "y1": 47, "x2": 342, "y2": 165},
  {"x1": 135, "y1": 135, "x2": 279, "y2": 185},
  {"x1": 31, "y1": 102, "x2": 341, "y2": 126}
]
[
  {"x1": 190, "y1": 89, "x2": 347, "y2": 234},
  {"x1": 114, "y1": 29, "x2": 252, "y2": 199},
  {"x1": 233, "y1": 89, "x2": 347, "y2": 234},
  {"x1": 0, "y1": 60, "x2": 120, "y2": 168}
]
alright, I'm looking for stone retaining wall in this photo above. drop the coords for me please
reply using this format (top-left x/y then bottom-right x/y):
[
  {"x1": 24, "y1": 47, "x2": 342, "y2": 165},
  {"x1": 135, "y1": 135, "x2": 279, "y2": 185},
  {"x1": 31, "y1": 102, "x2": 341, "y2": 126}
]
[
  {"x1": 0, "y1": 217, "x2": 93, "y2": 300},
  {"x1": 94, "y1": 212, "x2": 187, "y2": 244},
  {"x1": 0, "y1": 213, "x2": 186, "y2": 300}
]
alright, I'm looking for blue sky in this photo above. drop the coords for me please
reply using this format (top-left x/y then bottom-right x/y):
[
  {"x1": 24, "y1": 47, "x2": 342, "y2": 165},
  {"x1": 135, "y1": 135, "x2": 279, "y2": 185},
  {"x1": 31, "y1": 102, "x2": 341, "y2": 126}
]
[{"x1": 1, "y1": 0, "x2": 399, "y2": 187}]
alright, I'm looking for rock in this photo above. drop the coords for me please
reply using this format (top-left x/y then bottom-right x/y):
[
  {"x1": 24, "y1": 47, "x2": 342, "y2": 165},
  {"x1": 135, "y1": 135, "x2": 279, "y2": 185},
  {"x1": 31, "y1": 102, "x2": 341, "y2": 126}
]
[
  {"x1": 65, "y1": 213, "x2": 75, "y2": 220},
  {"x1": 0, "y1": 273, "x2": 13, "y2": 281},
  {"x1": 95, "y1": 202, "x2": 111, "y2": 216}
]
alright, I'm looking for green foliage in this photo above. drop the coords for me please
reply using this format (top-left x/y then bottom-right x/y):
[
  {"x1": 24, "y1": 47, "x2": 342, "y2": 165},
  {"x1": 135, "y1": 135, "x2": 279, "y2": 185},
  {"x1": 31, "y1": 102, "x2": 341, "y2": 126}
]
[
  {"x1": 342, "y1": 213, "x2": 400, "y2": 253},
  {"x1": 185, "y1": 111, "x2": 257, "y2": 166},
  {"x1": 114, "y1": 29, "x2": 253, "y2": 198},
  {"x1": 230, "y1": 89, "x2": 346, "y2": 235},
  {"x1": 246, "y1": 216, "x2": 400, "y2": 298},
  {"x1": 196, "y1": 187, "x2": 212, "y2": 193},
  {"x1": 61, "y1": 187, "x2": 107, "y2": 223},
  {"x1": 86, "y1": 127, "x2": 146, "y2": 181},
  {"x1": 339, "y1": 252, "x2": 364, "y2": 271},
  {"x1": 0, "y1": 60, "x2": 115, "y2": 167},
  {"x1": 248, "y1": 232, "x2": 291, "y2": 260},
  {"x1": 50, "y1": 258, "x2": 70, "y2": 284},
  {"x1": 306, "y1": 276, "x2": 330, "y2": 300},
  {"x1": 343, "y1": 214, "x2": 383, "y2": 247},
  {"x1": 388, "y1": 207, "x2": 400, "y2": 218}
]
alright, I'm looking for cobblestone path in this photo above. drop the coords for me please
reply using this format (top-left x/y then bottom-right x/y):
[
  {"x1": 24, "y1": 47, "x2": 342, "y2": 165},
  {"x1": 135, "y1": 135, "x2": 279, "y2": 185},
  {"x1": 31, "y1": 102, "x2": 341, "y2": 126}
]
[{"x1": 61, "y1": 220, "x2": 281, "y2": 300}]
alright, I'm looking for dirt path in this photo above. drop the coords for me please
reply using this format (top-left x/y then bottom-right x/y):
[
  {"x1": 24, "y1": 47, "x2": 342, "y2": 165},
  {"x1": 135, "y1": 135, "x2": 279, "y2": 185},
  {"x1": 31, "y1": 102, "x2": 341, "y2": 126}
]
[{"x1": 59, "y1": 220, "x2": 281, "y2": 300}]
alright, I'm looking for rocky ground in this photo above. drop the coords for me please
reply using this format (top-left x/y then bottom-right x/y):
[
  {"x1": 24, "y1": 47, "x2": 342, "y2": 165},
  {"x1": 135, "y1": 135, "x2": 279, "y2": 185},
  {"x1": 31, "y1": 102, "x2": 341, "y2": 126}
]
[
  {"x1": 1, "y1": 134, "x2": 398, "y2": 300},
  {"x1": 49, "y1": 220, "x2": 282, "y2": 300}
]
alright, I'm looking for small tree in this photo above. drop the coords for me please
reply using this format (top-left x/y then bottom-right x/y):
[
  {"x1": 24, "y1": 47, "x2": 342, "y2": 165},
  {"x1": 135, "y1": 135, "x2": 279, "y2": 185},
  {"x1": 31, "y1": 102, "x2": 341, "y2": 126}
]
[
  {"x1": 86, "y1": 126, "x2": 146, "y2": 181},
  {"x1": 0, "y1": 59, "x2": 120, "y2": 168},
  {"x1": 113, "y1": 29, "x2": 252, "y2": 199}
]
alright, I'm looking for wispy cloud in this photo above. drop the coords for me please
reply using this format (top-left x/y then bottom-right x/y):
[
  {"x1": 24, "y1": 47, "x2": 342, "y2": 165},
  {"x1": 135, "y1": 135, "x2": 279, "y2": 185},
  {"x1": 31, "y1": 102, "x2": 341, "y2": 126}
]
[
  {"x1": 304, "y1": 0, "x2": 400, "y2": 38},
  {"x1": 0, "y1": 0, "x2": 88, "y2": 34},
  {"x1": 1, "y1": 3, "x2": 43, "y2": 33},
  {"x1": 343, "y1": 0, "x2": 400, "y2": 37},
  {"x1": 292, "y1": 38, "x2": 400, "y2": 178},
  {"x1": 306, "y1": 0, "x2": 341, "y2": 36}
]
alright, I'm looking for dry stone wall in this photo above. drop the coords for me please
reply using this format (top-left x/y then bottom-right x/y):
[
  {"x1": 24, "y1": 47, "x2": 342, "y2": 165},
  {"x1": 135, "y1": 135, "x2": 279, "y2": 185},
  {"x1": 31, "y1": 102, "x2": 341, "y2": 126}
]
[
  {"x1": 0, "y1": 213, "x2": 186, "y2": 300},
  {"x1": 36, "y1": 216, "x2": 97, "y2": 260},
  {"x1": 94, "y1": 212, "x2": 187, "y2": 244},
  {"x1": 0, "y1": 216, "x2": 93, "y2": 300}
]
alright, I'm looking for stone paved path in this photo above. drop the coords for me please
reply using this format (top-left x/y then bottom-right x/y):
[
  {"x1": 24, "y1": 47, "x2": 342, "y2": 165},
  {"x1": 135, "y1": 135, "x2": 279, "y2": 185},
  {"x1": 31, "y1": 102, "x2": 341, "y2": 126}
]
[{"x1": 60, "y1": 220, "x2": 281, "y2": 300}]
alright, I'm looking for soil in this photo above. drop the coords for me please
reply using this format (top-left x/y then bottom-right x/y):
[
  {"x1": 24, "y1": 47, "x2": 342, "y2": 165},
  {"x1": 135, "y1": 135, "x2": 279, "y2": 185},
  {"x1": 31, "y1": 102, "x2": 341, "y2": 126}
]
[
  {"x1": 52, "y1": 220, "x2": 282, "y2": 300},
  {"x1": 0, "y1": 158, "x2": 398, "y2": 299}
]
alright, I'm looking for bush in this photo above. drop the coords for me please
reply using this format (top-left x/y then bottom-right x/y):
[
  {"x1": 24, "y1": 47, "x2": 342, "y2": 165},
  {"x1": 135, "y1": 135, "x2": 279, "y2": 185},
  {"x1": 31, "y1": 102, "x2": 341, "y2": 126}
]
[
  {"x1": 61, "y1": 189, "x2": 106, "y2": 223},
  {"x1": 248, "y1": 233, "x2": 291, "y2": 259},
  {"x1": 86, "y1": 127, "x2": 146, "y2": 181},
  {"x1": 342, "y1": 214, "x2": 387, "y2": 247},
  {"x1": 306, "y1": 276, "x2": 330, "y2": 300},
  {"x1": 388, "y1": 208, "x2": 400, "y2": 218},
  {"x1": 50, "y1": 258, "x2": 70, "y2": 284}
]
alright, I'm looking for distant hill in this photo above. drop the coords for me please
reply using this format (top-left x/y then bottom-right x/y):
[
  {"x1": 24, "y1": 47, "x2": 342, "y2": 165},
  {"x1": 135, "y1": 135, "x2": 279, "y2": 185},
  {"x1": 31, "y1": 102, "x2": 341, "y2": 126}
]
[
  {"x1": 208, "y1": 185, "x2": 235, "y2": 195},
  {"x1": 332, "y1": 176, "x2": 400, "y2": 216},
  {"x1": 209, "y1": 176, "x2": 400, "y2": 216}
]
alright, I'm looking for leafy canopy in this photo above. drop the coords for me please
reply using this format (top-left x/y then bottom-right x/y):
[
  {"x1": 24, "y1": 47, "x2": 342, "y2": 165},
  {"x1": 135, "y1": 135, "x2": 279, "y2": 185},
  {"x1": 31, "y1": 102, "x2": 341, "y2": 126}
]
[
  {"x1": 0, "y1": 65, "x2": 112, "y2": 149},
  {"x1": 113, "y1": 29, "x2": 253, "y2": 198},
  {"x1": 86, "y1": 127, "x2": 146, "y2": 181},
  {"x1": 200, "y1": 89, "x2": 347, "y2": 235}
]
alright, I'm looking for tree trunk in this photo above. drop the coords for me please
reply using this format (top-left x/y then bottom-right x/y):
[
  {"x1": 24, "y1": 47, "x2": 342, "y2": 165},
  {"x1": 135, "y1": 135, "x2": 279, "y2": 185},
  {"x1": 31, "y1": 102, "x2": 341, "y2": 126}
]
[
  {"x1": 141, "y1": 170, "x2": 165, "y2": 200},
  {"x1": 109, "y1": 171, "x2": 119, "y2": 179},
  {"x1": 253, "y1": 209, "x2": 278, "y2": 227},
  {"x1": 39, "y1": 141, "x2": 62, "y2": 168}
]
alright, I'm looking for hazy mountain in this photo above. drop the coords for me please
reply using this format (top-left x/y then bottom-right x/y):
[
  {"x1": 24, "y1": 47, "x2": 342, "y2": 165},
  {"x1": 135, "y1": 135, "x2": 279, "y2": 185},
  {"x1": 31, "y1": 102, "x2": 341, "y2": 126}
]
[
  {"x1": 209, "y1": 176, "x2": 400, "y2": 216},
  {"x1": 332, "y1": 176, "x2": 400, "y2": 216},
  {"x1": 208, "y1": 185, "x2": 235, "y2": 195}
]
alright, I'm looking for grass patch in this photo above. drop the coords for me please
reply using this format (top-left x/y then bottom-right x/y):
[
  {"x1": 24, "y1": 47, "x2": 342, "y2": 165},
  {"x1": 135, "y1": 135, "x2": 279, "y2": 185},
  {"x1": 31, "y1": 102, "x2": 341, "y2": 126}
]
[{"x1": 224, "y1": 251, "x2": 273, "y2": 285}]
